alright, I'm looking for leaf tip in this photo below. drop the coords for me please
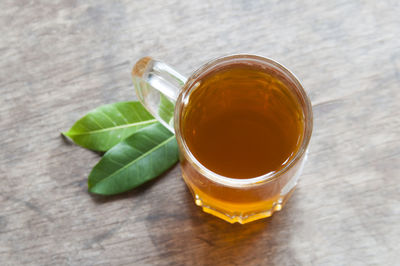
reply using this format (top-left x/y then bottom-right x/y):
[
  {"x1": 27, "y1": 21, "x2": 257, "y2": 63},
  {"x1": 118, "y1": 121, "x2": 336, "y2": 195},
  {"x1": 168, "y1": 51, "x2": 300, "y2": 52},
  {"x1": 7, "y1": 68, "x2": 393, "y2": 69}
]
[{"x1": 87, "y1": 182, "x2": 98, "y2": 194}]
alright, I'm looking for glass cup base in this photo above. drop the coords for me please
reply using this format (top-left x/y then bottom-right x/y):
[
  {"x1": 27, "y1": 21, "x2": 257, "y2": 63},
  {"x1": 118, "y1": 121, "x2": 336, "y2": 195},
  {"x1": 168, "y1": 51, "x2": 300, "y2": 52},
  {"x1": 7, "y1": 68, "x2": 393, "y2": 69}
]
[
  {"x1": 182, "y1": 153, "x2": 307, "y2": 224},
  {"x1": 189, "y1": 186, "x2": 297, "y2": 224}
]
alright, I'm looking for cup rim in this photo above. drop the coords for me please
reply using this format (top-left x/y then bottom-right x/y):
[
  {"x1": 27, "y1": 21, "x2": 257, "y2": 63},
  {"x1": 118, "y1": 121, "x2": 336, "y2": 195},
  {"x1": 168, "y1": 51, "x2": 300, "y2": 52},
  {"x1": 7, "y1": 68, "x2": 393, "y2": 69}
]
[{"x1": 174, "y1": 54, "x2": 313, "y2": 188}]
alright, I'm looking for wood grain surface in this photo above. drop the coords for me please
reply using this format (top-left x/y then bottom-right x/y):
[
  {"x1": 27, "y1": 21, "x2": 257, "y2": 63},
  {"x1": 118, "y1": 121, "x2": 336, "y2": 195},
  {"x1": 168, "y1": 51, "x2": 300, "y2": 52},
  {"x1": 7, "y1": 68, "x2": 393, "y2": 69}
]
[{"x1": 1, "y1": 0, "x2": 399, "y2": 265}]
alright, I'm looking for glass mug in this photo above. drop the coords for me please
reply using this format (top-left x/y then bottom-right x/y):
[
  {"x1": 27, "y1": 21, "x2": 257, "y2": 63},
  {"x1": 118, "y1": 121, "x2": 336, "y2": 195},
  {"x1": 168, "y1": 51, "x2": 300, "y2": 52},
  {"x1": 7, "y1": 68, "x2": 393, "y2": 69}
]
[{"x1": 132, "y1": 54, "x2": 312, "y2": 224}]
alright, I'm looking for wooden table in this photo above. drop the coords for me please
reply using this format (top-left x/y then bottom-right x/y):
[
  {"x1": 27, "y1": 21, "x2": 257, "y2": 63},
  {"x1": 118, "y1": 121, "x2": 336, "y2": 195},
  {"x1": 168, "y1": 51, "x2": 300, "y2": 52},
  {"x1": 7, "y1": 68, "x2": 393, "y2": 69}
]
[{"x1": 1, "y1": 1, "x2": 399, "y2": 265}]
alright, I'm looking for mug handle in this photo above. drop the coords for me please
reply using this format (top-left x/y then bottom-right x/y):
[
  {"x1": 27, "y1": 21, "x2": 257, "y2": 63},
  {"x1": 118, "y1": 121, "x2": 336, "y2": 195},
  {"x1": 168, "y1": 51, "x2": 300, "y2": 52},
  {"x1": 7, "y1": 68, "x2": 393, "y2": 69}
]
[{"x1": 132, "y1": 57, "x2": 187, "y2": 133}]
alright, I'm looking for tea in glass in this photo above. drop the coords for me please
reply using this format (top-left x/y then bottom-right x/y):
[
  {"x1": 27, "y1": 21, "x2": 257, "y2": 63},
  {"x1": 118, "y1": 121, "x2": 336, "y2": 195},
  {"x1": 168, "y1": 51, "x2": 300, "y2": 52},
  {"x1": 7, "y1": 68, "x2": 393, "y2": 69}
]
[
  {"x1": 133, "y1": 54, "x2": 312, "y2": 224},
  {"x1": 175, "y1": 57, "x2": 311, "y2": 224}
]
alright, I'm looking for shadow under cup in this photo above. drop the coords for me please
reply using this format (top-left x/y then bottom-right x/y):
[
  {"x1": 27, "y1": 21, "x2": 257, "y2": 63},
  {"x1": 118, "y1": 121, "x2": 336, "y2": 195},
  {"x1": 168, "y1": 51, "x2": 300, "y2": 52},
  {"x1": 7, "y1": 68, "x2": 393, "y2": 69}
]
[{"x1": 174, "y1": 55, "x2": 313, "y2": 224}]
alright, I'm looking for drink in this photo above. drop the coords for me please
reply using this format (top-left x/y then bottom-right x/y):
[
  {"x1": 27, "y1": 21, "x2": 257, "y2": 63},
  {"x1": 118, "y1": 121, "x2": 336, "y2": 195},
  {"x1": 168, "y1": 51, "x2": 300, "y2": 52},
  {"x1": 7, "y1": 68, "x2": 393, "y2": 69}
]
[
  {"x1": 178, "y1": 63, "x2": 306, "y2": 223},
  {"x1": 182, "y1": 66, "x2": 303, "y2": 178}
]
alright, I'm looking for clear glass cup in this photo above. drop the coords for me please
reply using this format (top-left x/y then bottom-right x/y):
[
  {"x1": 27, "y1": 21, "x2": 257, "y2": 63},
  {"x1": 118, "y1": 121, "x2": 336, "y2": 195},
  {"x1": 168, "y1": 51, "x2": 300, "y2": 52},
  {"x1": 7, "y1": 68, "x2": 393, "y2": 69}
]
[{"x1": 132, "y1": 54, "x2": 313, "y2": 224}]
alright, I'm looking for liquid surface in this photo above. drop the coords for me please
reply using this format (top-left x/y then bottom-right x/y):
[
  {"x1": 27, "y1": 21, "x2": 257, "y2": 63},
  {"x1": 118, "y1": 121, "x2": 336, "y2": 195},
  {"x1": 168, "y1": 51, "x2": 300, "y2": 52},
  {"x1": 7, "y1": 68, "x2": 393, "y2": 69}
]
[{"x1": 182, "y1": 66, "x2": 304, "y2": 179}]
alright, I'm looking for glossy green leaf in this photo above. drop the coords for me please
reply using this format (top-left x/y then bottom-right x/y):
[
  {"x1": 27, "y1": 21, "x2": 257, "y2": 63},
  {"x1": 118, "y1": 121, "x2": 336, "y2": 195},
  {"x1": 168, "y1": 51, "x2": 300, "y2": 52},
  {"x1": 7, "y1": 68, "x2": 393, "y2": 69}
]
[
  {"x1": 88, "y1": 123, "x2": 179, "y2": 195},
  {"x1": 63, "y1": 101, "x2": 157, "y2": 151}
]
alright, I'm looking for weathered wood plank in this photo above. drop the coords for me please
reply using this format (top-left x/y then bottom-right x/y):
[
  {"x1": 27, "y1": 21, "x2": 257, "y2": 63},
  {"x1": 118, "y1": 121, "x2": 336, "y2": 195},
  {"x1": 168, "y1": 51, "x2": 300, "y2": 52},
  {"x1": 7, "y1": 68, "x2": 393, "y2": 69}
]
[{"x1": 0, "y1": 0, "x2": 399, "y2": 265}]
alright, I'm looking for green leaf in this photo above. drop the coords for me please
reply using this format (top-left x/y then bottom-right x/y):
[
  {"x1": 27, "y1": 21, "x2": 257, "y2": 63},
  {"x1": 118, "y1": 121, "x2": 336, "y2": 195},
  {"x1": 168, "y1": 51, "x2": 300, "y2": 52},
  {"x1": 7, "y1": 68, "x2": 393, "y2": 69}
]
[
  {"x1": 158, "y1": 94, "x2": 175, "y2": 126},
  {"x1": 88, "y1": 123, "x2": 179, "y2": 195},
  {"x1": 63, "y1": 101, "x2": 157, "y2": 151}
]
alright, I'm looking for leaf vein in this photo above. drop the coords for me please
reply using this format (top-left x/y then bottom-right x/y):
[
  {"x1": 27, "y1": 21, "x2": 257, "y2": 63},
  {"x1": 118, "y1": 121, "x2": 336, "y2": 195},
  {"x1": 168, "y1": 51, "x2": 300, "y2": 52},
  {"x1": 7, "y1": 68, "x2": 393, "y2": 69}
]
[
  {"x1": 114, "y1": 105, "x2": 130, "y2": 123},
  {"x1": 99, "y1": 109, "x2": 118, "y2": 126},
  {"x1": 67, "y1": 119, "x2": 157, "y2": 136}
]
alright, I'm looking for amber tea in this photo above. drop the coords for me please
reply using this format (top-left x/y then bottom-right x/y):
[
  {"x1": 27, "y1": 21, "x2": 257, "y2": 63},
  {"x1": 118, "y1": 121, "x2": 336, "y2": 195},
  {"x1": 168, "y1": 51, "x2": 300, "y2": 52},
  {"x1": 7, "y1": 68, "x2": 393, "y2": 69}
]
[
  {"x1": 182, "y1": 66, "x2": 304, "y2": 179},
  {"x1": 178, "y1": 61, "x2": 307, "y2": 223}
]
